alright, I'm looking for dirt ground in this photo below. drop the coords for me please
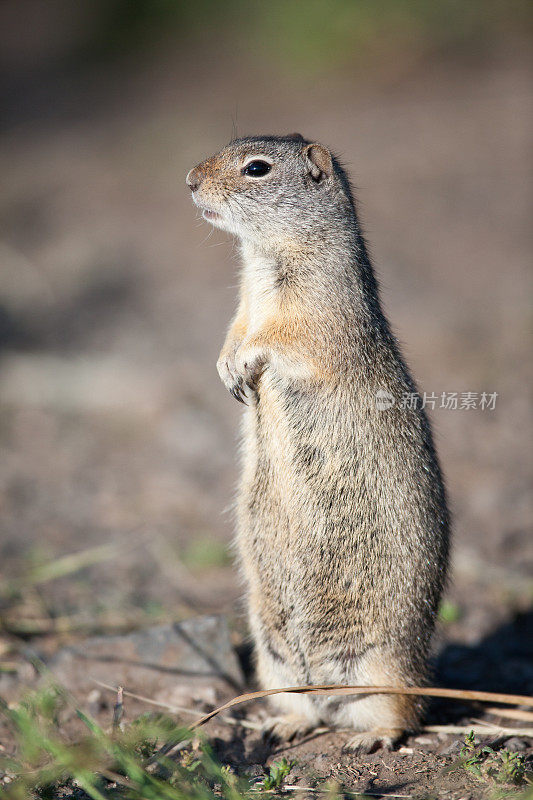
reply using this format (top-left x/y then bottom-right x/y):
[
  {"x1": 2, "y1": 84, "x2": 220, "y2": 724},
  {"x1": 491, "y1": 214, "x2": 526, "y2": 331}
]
[{"x1": 0, "y1": 27, "x2": 532, "y2": 798}]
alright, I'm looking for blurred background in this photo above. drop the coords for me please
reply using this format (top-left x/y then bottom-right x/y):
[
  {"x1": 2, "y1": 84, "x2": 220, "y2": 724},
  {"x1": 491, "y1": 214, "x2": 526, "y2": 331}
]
[{"x1": 0, "y1": 1, "x2": 531, "y2": 690}]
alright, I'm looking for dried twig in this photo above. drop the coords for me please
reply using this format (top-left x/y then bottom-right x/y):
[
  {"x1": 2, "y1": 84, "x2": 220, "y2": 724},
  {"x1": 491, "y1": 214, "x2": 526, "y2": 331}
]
[
  {"x1": 93, "y1": 679, "x2": 533, "y2": 737},
  {"x1": 484, "y1": 705, "x2": 533, "y2": 723},
  {"x1": 112, "y1": 686, "x2": 124, "y2": 731},
  {"x1": 191, "y1": 684, "x2": 533, "y2": 729},
  {"x1": 93, "y1": 678, "x2": 263, "y2": 731},
  {"x1": 0, "y1": 661, "x2": 18, "y2": 673},
  {"x1": 99, "y1": 769, "x2": 132, "y2": 789},
  {"x1": 0, "y1": 610, "x2": 170, "y2": 637},
  {"x1": 92, "y1": 678, "x2": 201, "y2": 718},
  {"x1": 283, "y1": 790, "x2": 412, "y2": 798},
  {"x1": 425, "y1": 724, "x2": 533, "y2": 736}
]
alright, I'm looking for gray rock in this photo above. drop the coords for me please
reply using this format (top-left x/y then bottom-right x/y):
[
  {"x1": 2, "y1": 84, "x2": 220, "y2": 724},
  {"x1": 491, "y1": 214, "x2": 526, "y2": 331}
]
[
  {"x1": 245, "y1": 764, "x2": 264, "y2": 778},
  {"x1": 439, "y1": 738, "x2": 463, "y2": 757},
  {"x1": 503, "y1": 737, "x2": 529, "y2": 752},
  {"x1": 48, "y1": 615, "x2": 244, "y2": 706}
]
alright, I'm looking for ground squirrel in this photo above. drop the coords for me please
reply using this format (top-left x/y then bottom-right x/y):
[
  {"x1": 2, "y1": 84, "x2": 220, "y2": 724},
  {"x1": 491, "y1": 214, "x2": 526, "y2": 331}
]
[{"x1": 186, "y1": 134, "x2": 450, "y2": 752}]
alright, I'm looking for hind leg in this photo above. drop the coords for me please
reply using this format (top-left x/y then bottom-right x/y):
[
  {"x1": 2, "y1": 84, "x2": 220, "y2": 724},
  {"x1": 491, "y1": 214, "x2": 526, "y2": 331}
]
[
  {"x1": 332, "y1": 647, "x2": 423, "y2": 753},
  {"x1": 253, "y1": 626, "x2": 320, "y2": 742}
]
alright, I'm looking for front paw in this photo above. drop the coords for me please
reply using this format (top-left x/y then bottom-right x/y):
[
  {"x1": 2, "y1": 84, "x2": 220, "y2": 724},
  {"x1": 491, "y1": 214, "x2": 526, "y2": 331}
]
[
  {"x1": 234, "y1": 344, "x2": 266, "y2": 392},
  {"x1": 217, "y1": 341, "x2": 266, "y2": 404},
  {"x1": 217, "y1": 341, "x2": 247, "y2": 404}
]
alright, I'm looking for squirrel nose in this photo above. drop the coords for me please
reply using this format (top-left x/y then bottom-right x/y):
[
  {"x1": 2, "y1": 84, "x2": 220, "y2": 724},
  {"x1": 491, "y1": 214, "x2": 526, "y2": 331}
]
[{"x1": 186, "y1": 167, "x2": 202, "y2": 192}]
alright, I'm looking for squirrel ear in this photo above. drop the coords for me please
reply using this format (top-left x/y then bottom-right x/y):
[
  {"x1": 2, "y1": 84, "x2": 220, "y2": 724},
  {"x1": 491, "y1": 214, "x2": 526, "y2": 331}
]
[{"x1": 303, "y1": 143, "x2": 333, "y2": 183}]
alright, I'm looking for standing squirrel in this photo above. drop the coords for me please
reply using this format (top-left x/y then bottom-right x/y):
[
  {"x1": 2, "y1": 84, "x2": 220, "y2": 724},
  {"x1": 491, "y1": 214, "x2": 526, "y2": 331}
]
[{"x1": 186, "y1": 134, "x2": 450, "y2": 752}]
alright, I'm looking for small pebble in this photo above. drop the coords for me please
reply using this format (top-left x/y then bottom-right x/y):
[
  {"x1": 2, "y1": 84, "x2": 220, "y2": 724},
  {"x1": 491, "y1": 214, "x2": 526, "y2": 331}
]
[
  {"x1": 440, "y1": 739, "x2": 462, "y2": 757},
  {"x1": 504, "y1": 737, "x2": 529, "y2": 752},
  {"x1": 87, "y1": 688, "x2": 104, "y2": 716}
]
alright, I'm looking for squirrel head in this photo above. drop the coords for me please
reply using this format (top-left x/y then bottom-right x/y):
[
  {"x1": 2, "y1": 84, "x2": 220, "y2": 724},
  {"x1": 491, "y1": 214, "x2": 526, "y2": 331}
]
[{"x1": 186, "y1": 134, "x2": 354, "y2": 246}]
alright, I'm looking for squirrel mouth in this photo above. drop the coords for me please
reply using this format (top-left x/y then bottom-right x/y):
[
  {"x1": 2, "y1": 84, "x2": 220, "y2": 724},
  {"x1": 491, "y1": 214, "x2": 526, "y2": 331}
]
[{"x1": 202, "y1": 209, "x2": 221, "y2": 222}]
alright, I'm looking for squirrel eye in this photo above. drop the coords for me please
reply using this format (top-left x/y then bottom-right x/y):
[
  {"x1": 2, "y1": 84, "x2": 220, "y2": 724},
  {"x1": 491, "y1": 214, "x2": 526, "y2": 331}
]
[{"x1": 242, "y1": 160, "x2": 272, "y2": 177}]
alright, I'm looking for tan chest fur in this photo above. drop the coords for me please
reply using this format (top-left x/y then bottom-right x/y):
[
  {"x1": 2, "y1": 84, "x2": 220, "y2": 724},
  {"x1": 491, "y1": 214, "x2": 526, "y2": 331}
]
[{"x1": 240, "y1": 242, "x2": 280, "y2": 336}]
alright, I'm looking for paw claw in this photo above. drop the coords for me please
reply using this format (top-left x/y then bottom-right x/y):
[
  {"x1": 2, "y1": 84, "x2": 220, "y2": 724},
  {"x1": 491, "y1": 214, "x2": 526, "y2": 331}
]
[
  {"x1": 343, "y1": 729, "x2": 400, "y2": 755},
  {"x1": 235, "y1": 347, "x2": 265, "y2": 392},
  {"x1": 217, "y1": 341, "x2": 262, "y2": 404},
  {"x1": 230, "y1": 385, "x2": 246, "y2": 404}
]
